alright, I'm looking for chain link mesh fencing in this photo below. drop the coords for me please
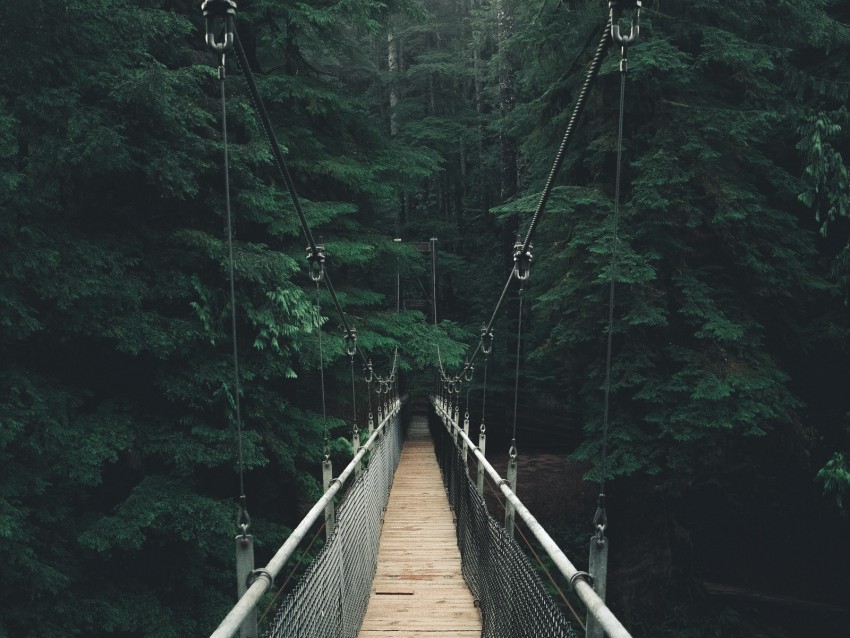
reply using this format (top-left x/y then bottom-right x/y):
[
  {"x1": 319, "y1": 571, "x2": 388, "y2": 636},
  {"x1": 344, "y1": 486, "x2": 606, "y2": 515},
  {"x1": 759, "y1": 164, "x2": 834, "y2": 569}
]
[
  {"x1": 430, "y1": 412, "x2": 579, "y2": 638},
  {"x1": 263, "y1": 411, "x2": 403, "y2": 638}
]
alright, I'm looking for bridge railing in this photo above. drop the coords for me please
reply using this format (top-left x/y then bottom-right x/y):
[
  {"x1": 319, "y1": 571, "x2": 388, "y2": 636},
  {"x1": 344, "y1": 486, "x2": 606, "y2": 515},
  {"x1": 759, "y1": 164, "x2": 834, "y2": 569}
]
[
  {"x1": 210, "y1": 398, "x2": 403, "y2": 638},
  {"x1": 431, "y1": 396, "x2": 632, "y2": 638}
]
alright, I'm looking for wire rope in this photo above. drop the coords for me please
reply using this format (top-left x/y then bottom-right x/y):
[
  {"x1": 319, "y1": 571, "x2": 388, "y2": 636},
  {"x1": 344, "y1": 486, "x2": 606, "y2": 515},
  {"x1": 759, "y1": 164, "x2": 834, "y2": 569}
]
[
  {"x1": 600, "y1": 51, "x2": 628, "y2": 497},
  {"x1": 510, "y1": 287, "x2": 525, "y2": 447},
  {"x1": 217, "y1": 53, "x2": 247, "y2": 507},
  {"x1": 466, "y1": 19, "x2": 611, "y2": 370},
  {"x1": 316, "y1": 282, "x2": 328, "y2": 446}
]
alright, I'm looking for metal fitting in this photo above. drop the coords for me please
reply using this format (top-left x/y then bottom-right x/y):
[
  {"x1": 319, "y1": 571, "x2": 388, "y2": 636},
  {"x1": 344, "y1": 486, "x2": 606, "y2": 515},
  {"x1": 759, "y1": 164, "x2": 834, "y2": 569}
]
[
  {"x1": 247, "y1": 568, "x2": 274, "y2": 589},
  {"x1": 307, "y1": 244, "x2": 325, "y2": 283},
  {"x1": 569, "y1": 570, "x2": 594, "y2": 589},
  {"x1": 512, "y1": 241, "x2": 533, "y2": 281},
  {"x1": 610, "y1": 0, "x2": 641, "y2": 47},
  {"x1": 344, "y1": 327, "x2": 357, "y2": 357},
  {"x1": 480, "y1": 326, "x2": 494, "y2": 355},
  {"x1": 202, "y1": 0, "x2": 237, "y2": 53}
]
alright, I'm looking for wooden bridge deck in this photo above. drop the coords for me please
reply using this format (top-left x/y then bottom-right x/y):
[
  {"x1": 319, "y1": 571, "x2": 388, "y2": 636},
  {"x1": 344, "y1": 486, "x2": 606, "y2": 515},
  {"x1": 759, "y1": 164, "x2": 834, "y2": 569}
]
[{"x1": 358, "y1": 415, "x2": 482, "y2": 638}]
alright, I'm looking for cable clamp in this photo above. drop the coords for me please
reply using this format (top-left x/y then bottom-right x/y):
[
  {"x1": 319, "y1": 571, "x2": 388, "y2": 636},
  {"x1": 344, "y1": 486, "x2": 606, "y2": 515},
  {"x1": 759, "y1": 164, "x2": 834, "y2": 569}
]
[
  {"x1": 247, "y1": 568, "x2": 274, "y2": 589},
  {"x1": 512, "y1": 241, "x2": 533, "y2": 281},
  {"x1": 363, "y1": 359, "x2": 374, "y2": 383},
  {"x1": 202, "y1": 0, "x2": 237, "y2": 54},
  {"x1": 307, "y1": 244, "x2": 325, "y2": 283},
  {"x1": 569, "y1": 571, "x2": 594, "y2": 589}
]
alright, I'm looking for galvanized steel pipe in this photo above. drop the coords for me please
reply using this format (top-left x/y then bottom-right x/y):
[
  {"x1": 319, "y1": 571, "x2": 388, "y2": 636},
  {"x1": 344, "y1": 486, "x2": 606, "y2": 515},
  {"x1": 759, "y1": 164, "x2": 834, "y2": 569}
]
[
  {"x1": 210, "y1": 401, "x2": 401, "y2": 638},
  {"x1": 431, "y1": 397, "x2": 632, "y2": 638}
]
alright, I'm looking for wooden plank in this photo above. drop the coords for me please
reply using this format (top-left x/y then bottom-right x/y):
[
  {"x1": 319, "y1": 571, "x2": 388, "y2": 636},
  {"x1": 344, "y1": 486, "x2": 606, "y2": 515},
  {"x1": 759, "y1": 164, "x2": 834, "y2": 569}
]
[{"x1": 357, "y1": 416, "x2": 482, "y2": 636}]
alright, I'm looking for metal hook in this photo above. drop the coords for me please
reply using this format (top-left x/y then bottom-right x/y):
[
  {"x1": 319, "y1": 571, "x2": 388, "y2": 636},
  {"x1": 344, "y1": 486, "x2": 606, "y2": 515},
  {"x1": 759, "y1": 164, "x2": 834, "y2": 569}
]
[
  {"x1": 480, "y1": 326, "x2": 494, "y2": 355},
  {"x1": 609, "y1": 1, "x2": 641, "y2": 47},
  {"x1": 512, "y1": 241, "x2": 533, "y2": 281},
  {"x1": 363, "y1": 360, "x2": 374, "y2": 383},
  {"x1": 236, "y1": 500, "x2": 251, "y2": 536},
  {"x1": 307, "y1": 244, "x2": 325, "y2": 283},
  {"x1": 344, "y1": 327, "x2": 357, "y2": 357},
  {"x1": 202, "y1": 0, "x2": 237, "y2": 54},
  {"x1": 463, "y1": 361, "x2": 474, "y2": 382},
  {"x1": 593, "y1": 493, "x2": 608, "y2": 542}
]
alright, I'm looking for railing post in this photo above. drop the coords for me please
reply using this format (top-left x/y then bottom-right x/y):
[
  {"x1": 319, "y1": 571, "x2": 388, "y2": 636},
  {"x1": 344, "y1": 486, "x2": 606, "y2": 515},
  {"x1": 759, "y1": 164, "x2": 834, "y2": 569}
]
[
  {"x1": 476, "y1": 422, "x2": 486, "y2": 496},
  {"x1": 504, "y1": 446, "x2": 518, "y2": 539},
  {"x1": 586, "y1": 536, "x2": 609, "y2": 638},
  {"x1": 322, "y1": 456, "x2": 335, "y2": 541},
  {"x1": 462, "y1": 411, "x2": 470, "y2": 469},
  {"x1": 353, "y1": 425, "x2": 362, "y2": 479},
  {"x1": 235, "y1": 534, "x2": 258, "y2": 638}
]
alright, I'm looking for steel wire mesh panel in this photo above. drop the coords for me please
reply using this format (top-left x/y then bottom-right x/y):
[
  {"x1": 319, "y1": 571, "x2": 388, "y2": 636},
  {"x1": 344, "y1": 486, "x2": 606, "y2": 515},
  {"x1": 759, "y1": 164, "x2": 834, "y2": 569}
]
[
  {"x1": 431, "y1": 413, "x2": 578, "y2": 638},
  {"x1": 264, "y1": 412, "x2": 403, "y2": 638}
]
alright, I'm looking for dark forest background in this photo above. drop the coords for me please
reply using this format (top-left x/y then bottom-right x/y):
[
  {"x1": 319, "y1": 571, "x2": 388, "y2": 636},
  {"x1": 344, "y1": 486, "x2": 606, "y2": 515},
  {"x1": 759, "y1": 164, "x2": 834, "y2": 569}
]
[{"x1": 1, "y1": 1, "x2": 849, "y2": 636}]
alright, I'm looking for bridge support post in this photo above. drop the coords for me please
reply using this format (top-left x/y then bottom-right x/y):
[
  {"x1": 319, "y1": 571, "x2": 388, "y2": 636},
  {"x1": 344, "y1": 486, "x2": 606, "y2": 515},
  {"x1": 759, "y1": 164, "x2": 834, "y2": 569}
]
[
  {"x1": 353, "y1": 426, "x2": 362, "y2": 479},
  {"x1": 462, "y1": 412, "x2": 470, "y2": 470},
  {"x1": 322, "y1": 457, "x2": 335, "y2": 541},
  {"x1": 504, "y1": 450, "x2": 518, "y2": 539},
  {"x1": 235, "y1": 534, "x2": 258, "y2": 638},
  {"x1": 585, "y1": 536, "x2": 609, "y2": 638},
  {"x1": 476, "y1": 423, "x2": 487, "y2": 496}
]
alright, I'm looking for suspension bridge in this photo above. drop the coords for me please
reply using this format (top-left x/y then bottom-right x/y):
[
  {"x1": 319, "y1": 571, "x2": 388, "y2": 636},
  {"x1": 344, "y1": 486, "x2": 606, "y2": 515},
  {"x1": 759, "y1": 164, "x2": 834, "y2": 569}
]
[{"x1": 201, "y1": 1, "x2": 641, "y2": 636}]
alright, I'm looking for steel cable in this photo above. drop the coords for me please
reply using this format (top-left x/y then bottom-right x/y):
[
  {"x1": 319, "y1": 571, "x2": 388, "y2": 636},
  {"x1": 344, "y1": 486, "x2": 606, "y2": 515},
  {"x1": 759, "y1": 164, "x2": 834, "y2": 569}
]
[{"x1": 467, "y1": 19, "x2": 612, "y2": 369}]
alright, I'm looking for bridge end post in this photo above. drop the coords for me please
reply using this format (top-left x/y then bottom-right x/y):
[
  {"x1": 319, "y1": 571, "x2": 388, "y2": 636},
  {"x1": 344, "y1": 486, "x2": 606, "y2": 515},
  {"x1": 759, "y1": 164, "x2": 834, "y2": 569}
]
[
  {"x1": 476, "y1": 422, "x2": 486, "y2": 496},
  {"x1": 235, "y1": 535, "x2": 258, "y2": 638},
  {"x1": 504, "y1": 448, "x2": 518, "y2": 540},
  {"x1": 585, "y1": 535, "x2": 609, "y2": 638},
  {"x1": 322, "y1": 457, "x2": 336, "y2": 541},
  {"x1": 353, "y1": 426, "x2": 362, "y2": 479},
  {"x1": 462, "y1": 412, "x2": 470, "y2": 471}
]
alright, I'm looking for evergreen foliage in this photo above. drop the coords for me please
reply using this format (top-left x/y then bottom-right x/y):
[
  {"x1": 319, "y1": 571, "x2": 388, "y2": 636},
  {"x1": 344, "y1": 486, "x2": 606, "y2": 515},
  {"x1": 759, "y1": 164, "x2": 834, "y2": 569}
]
[{"x1": 2, "y1": 0, "x2": 850, "y2": 636}]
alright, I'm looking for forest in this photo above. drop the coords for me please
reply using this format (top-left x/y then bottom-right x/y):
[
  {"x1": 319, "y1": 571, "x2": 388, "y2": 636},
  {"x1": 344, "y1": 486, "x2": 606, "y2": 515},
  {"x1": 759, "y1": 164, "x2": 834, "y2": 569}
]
[{"x1": 1, "y1": 0, "x2": 849, "y2": 636}]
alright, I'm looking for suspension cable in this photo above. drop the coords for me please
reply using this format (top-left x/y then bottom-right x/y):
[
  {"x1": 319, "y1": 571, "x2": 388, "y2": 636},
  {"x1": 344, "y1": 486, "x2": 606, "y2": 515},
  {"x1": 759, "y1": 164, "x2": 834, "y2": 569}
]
[
  {"x1": 599, "y1": 60, "x2": 627, "y2": 499},
  {"x1": 519, "y1": 16, "x2": 611, "y2": 257},
  {"x1": 316, "y1": 282, "x2": 329, "y2": 450},
  {"x1": 232, "y1": 27, "x2": 379, "y2": 374},
  {"x1": 510, "y1": 286, "x2": 525, "y2": 449},
  {"x1": 350, "y1": 354, "x2": 358, "y2": 437},
  {"x1": 215, "y1": 49, "x2": 249, "y2": 529},
  {"x1": 596, "y1": 0, "x2": 640, "y2": 538},
  {"x1": 466, "y1": 19, "x2": 612, "y2": 370},
  {"x1": 232, "y1": 30, "x2": 318, "y2": 256}
]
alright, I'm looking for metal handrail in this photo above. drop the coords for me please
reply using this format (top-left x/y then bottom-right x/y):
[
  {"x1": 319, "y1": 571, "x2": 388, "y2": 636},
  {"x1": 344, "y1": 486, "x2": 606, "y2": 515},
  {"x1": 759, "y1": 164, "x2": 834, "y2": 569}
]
[
  {"x1": 431, "y1": 396, "x2": 633, "y2": 638},
  {"x1": 210, "y1": 399, "x2": 403, "y2": 638}
]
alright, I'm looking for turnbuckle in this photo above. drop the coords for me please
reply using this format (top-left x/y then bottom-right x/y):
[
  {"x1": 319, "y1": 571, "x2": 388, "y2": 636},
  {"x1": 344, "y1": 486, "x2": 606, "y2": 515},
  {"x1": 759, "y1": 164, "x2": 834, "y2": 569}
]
[
  {"x1": 513, "y1": 241, "x2": 533, "y2": 281},
  {"x1": 307, "y1": 244, "x2": 325, "y2": 283},
  {"x1": 609, "y1": 0, "x2": 641, "y2": 47},
  {"x1": 202, "y1": 0, "x2": 237, "y2": 54}
]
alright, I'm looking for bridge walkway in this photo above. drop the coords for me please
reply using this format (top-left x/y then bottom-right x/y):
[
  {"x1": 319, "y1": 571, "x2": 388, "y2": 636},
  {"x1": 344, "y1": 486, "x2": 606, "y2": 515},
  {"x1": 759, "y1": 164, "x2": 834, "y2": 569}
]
[{"x1": 358, "y1": 415, "x2": 482, "y2": 637}]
